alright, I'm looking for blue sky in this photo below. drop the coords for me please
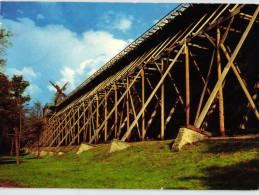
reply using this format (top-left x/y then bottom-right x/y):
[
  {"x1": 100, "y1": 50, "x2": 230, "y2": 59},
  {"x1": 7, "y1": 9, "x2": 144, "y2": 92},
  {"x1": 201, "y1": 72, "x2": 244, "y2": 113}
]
[{"x1": 1, "y1": 1, "x2": 178, "y2": 106}]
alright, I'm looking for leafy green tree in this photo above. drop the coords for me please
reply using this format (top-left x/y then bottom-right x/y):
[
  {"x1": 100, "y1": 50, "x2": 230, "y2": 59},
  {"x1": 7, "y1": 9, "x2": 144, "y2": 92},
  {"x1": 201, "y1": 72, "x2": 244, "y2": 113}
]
[
  {"x1": 23, "y1": 101, "x2": 45, "y2": 159},
  {"x1": 0, "y1": 27, "x2": 12, "y2": 70}
]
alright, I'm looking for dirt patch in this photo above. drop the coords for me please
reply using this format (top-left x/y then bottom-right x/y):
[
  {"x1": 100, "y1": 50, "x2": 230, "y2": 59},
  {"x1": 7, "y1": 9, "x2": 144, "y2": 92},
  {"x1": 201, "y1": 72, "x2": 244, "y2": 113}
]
[{"x1": 0, "y1": 181, "x2": 27, "y2": 188}]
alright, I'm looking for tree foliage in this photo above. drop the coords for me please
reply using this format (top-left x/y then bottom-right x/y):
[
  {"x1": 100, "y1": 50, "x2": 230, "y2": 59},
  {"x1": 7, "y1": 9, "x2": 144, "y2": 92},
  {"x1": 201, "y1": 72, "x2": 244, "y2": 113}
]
[
  {"x1": 0, "y1": 27, "x2": 12, "y2": 70},
  {"x1": 0, "y1": 73, "x2": 30, "y2": 153}
]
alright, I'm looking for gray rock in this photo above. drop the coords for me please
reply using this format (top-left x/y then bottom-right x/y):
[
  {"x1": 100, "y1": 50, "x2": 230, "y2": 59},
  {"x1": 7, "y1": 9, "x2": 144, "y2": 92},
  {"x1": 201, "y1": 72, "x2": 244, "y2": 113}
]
[
  {"x1": 76, "y1": 143, "x2": 93, "y2": 155},
  {"x1": 109, "y1": 139, "x2": 130, "y2": 153},
  {"x1": 172, "y1": 127, "x2": 209, "y2": 151}
]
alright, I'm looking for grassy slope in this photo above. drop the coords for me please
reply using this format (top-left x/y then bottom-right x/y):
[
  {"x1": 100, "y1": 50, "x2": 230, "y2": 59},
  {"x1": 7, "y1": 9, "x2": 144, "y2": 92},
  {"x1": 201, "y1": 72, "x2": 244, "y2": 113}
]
[{"x1": 0, "y1": 138, "x2": 258, "y2": 189}]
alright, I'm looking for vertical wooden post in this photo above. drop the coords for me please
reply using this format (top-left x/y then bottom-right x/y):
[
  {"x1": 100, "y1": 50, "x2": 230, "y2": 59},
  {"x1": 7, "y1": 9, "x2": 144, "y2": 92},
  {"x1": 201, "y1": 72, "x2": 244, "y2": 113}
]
[
  {"x1": 61, "y1": 116, "x2": 64, "y2": 144},
  {"x1": 217, "y1": 25, "x2": 225, "y2": 136},
  {"x1": 83, "y1": 102, "x2": 86, "y2": 142},
  {"x1": 195, "y1": 6, "x2": 259, "y2": 128},
  {"x1": 73, "y1": 110, "x2": 75, "y2": 141},
  {"x1": 104, "y1": 90, "x2": 108, "y2": 143},
  {"x1": 78, "y1": 108, "x2": 80, "y2": 144},
  {"x1": 185, "y1": 41, "x2": 190, "y2": 125},
  {"x1": 96, "y1": 94, "x2": 99, "y2": 143},
  {"x1": 141, "y1": 68, "x2": 145, "y2": 141},
  {"x1": 161, "y1": 60, "x2": 165, "y2": 140},
  {"x1": 114, "y1": 83, "x2": 118, "y2": 139},
  {"x1": 126, "y1": 76, "x2": 130, "y2": 141},
  {"x1": 65, "y1": 114, "x2": 68, "y2": 145},
  {"x1": 89, "y1": 110, "x2": 92, "y2": 142}
]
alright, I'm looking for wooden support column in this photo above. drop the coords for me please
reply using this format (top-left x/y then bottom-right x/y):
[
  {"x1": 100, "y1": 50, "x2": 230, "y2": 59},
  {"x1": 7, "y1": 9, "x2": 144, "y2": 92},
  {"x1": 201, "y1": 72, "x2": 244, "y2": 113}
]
[
  {"x1": 195, "y1": 6, "x2": 259, "y2": 128},
  {"x1": 217, "y1": 25, "x2": 225, "y2": 136},
  {"x1": 96, "y1": 94, "x2": 99, "y2": 143},
  {"x1": 114, "y1": 83, "x2": 118, "y2": 139},
  {"x1": 65, "y1": 114, "x2": 68, "y2": 145},
  {"x1": 161, "y1": 59, "x2": 165, "y2": 140},
  {"x1": 83, "y1": 103, "x2": 86, "y2": 142},
  {"x1": 126, "y1": 76, "x2": 130, "y2": 141},
  {"x1": 73, "y1": 110, "x2": 75, "y2": 141},
  {"x1": 185, "y1": 41, "x2": 190, "y2": 125},
  {"x1": 88, "y1": 110, "x2": 91, "y2": 142},
  {"x1": 104, "y1": 90, "x2": 108, "y2": 143},
  {"x1": 121, "y1": 44, "x2": 185, "y2": 141},
  {"x1": 78, "y1": 108, "x2": 80, "y2": 144},
  {"x1": 141, "y1": 68, "x2": 145, "y2": 141}
]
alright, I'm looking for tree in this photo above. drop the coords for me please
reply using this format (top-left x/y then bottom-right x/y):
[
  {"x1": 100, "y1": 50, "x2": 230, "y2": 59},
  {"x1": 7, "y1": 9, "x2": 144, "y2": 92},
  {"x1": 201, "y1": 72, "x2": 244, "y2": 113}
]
[
  {"x1": 0, "y1": 73, "x2": 30, "y2": 165},
  {"x1": 23, "y1": 102, "x2": 45, "y2": 159},
  {"x1": 0, "y1": 27, "x2": 12, "y2": 70},
  {"x1": 0, "y1": 73, "x2": 17, "y2": 153},
  {"x1": 10, "y1": 75, "x2": 30, "y2": 165}
]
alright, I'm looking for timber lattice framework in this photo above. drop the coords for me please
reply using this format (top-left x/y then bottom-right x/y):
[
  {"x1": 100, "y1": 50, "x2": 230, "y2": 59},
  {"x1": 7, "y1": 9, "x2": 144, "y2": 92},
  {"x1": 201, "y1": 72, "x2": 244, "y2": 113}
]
[{"x1": 39, "y1": 4, "x2": 259, "y2": 152}]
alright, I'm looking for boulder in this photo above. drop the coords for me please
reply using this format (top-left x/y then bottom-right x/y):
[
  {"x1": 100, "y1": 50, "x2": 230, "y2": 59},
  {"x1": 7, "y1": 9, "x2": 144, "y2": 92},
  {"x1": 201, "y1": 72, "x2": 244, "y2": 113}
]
[
  {"x1": 172, "y1": 126, "x2": 211, "y2": 152},
  {"x1": 58, "y1": 152, "x2": 64, "y2": 156},
  {"x1": 76, "y1": 143, "x2": 94, "y2": 155},
  {"x1": 109, "y1": 139, "x2": 130, "y2": 153},
  {"x1": 40, "y1": 150, "x2": 48, "y2": 156}
]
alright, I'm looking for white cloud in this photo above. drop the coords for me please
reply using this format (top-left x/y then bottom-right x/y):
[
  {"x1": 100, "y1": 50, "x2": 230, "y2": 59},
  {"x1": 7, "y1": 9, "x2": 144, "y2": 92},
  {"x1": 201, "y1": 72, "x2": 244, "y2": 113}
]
[
  {"x1": 37, "y1": 14, "x2": 45, "y2": 20},
  {"x1": 27, "y1": 84, "x2": 42, "y2": 97},
  {"x1": 5, "y1": 67, "x2": 41, "y2": 98},
  {"x1": 6, "y1": 67, "x2": 38, "y2": 81},
  {"x1": 101, "y1": 12, "x2": 134, "y2": 32},
  {"x1": 2, "y1": 17, "x2": 129, "y2": 104},
  {"x1": 114, "y1": 16, "x2": 133, "y2": 32}
]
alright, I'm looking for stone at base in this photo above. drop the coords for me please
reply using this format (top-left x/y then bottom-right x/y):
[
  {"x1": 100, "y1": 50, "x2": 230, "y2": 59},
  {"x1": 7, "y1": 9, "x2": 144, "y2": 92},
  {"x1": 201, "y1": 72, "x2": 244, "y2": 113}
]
[
  {"x1": 58, "y1": 152, "x2": 64, "y2": 156},
  {"x1": 172, "y1": 127, "x2": 209, "y2": 152},
  {"x1": 109, "y1": 139, "x2": 130, "y2": 153},
  {"x1": 76, "y1": 143, "x2": 93, "y2": 155}
]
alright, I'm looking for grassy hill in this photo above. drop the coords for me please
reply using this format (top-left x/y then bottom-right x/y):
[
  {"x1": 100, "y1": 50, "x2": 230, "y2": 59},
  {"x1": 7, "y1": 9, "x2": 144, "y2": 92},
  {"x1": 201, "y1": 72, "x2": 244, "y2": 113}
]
[{"x1": 0, "y1": 137, "x2": 258, "y2": 189}]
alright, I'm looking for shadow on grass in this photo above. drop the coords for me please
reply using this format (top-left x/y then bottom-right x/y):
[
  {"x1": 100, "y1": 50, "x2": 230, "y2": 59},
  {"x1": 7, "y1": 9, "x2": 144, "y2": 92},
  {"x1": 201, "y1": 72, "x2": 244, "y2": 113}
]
[
  {"x1": 178, "y1": 159, "x2": 259, "y2": 190},
  {"x1": 205, "y1": 139, "x2": 258, "y2": 154},
  {"x1": 0, "y1": 152, "x2": 35, "y2": 165}
]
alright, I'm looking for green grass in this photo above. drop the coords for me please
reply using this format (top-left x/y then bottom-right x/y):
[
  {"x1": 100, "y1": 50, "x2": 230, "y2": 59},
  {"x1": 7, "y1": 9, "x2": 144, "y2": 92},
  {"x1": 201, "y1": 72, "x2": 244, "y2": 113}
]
[{"x1": 0, "y1": 138, "x2": 258, "y2": 189}]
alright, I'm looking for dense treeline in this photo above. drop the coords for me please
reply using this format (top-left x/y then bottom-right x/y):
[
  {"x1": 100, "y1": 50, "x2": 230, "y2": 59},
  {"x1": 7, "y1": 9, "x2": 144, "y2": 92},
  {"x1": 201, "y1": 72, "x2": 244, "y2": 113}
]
[{"x1": 0, "y1": 27, "x2": 45, "y2": 165}]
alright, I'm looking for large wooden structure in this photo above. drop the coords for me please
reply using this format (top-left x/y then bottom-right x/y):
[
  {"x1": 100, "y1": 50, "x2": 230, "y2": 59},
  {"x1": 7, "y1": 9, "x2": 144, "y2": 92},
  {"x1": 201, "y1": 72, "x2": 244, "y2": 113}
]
[{"x1": 39, "y1": 4, "x2": 259, "y2": 151}]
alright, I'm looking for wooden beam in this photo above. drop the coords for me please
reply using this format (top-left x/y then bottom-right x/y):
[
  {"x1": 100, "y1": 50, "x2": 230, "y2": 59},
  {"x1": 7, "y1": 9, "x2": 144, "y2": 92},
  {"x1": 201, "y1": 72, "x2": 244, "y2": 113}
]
[
  {"x1": 195, "y1": 6, "x2": 259, "y2": 128},
  {"x1": 217, "y1": 25, "x2": 225, "y2": 136},
  {"x1": 129, "y1": 87, "x2": 141, "y2": 139},
  {"x1": 114, "y1": 83, "x2": 118, "y2": 139},
  {"x1": 104, "y1": 90, "x2": 108, "y2": 143},
  {"x1": 161, "y1": 59, "x2": 165, "y2": 140},
  {"x1": 220, "y1": 44, "x2": 259, "y2": 120},
  {"x1": 194, "y1": 49, "x2": 216, "y2": 124},
  {"x1": 141, "y1": 68, "x2": 145, "y2": 141},
  {"x1": 121, "y1": 43, "x2": 185, "y2": 141},
  {"x1": 96, "y1": 94, "x2": 99, "y2": 143},
  {"x1": 126, "y1": 76, "x2": 130, "y2": 141},
  {"x1": 89, "y1": 70, "x2": 142, "y2": 144},
  {"x1": 185, "y1": 42, "x2": 190, "y2": 125}
]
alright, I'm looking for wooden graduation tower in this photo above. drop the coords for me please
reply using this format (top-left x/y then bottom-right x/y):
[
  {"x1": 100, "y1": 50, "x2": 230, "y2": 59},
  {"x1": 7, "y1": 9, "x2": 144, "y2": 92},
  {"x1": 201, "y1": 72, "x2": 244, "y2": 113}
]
[{"x1": 39, "y1": 4, "x2": 259, "y2": 151}]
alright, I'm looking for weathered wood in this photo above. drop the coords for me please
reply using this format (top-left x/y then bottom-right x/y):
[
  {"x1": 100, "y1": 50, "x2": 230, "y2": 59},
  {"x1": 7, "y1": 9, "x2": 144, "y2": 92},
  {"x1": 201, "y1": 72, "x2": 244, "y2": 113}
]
[
  {"x1": 126, "y1": 76, "x2": 130, "y2": 141},
  {"x1": 195, "y1": 6, "x2": 259, "y2": 128},
  {"x1": 114, "y1": 83, "x2": 118, "y2": 139},
  {"x1": 104, "y1": 90, "x2": 108, "y2": 143},
  {"x1": 194, "y1": 49, "x2": 216, "y2": 125},
  {"x1": 217, "y1": 25, "x2": 225, "y2": 136},
  {"x1": 121, "y1": 43, "x2": 185, "y2": 141},
  {"x1": 185, "y1": 42, "x2": 190, "y2": 125},
  {"x1": 96, "y1": 94, "x2": 99, "y2": 143},
  {"x1": 89, "y1": 70, "x2": 142, "y2": 144},
  {"x1": 161, "y1": 59, "x2": 165, "y2": 140},
  {"x1": 220, "y1": 44, "x2": 259, "y2": 120},
  {"x1": 141, "y1": 68, "x2": 145, "y2": 141}
]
